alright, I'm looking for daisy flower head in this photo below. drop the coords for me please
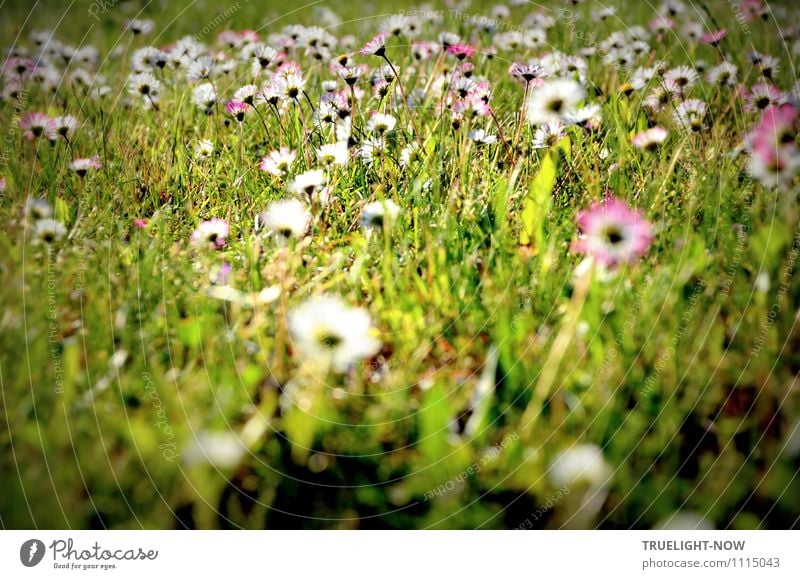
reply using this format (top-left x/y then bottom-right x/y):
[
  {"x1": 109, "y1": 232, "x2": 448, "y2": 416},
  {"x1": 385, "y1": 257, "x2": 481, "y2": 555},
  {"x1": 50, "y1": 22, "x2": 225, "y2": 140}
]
[
  {"x1": 573, "y1": 197, "x2": 654, "y2": 267},
  {"x1": 191, "y1": 82, "x2": 218, "y2": 113},
  {"x1": 359, "y1": 137, "x2": 387, "y2": 166},
  {"x1": 446, "y1": 43, "x2": 476, "y2": 61},
  {"x1": 226, "y1": 99, "x2": 249, "y2": 122},
  {"x1": 125, "y1": 19, "x2": 154, "y2": 36},
  {"x1": 706, "y1": 62, "x2": 737, "y2": 87},
  {"x1": 51, "y1": 115, "x2": 79, "y2": 141},
  {"x1": 366, "y1": 112, "x2": 396, "y2": 135},
  {"x1": 632, "y1": 127, "x2": 669, "y2": 151},
  {"x1": 289, "y1": 169, "x2": 327, "y2": 197},
  {"x1": 191, "y1": 218, "x2": 229, "y2": 249},
  {"x1": 128, "y1": 71, "x2": 160, "y2": 99},
  {"x1": 195, "y1": 139, "x2": 214, "y2": 160},
  {"x1": 531, "y1": 122, "x2": 566, "y2": 149},
  {"x1": 20, "y1": 113, "x2": 54, "y2": 141},
  {"x1": 25, "y1": 197, "x2": 53, "y2": 221},
  {"x1": 526, "y1": 78, "x2": 586, "y2": 126},
  {"x1": 359, "y1": 32, "x2": 387, "y2": 57},
  {"x1": 260, "y1": 198, "x2": 310, "y2": 241},
  {"x1": 32, "y1": 218, "x2": 67, "y2": 245},
  {"x1": 701, "y1": 29, "x2": 727, "y2": 45},
  {"x1": 316, "y1": 141, "x2": 349, "y2": 167},
  {"x1": 69, "y1": 156, "x2": 102, "y2": 177},
  {"x1": 288, "y1": 295, "x2": 381, "y2": 372},
  {"x1": 509, "y1": 62, "x2": 544, "y2": 84},
  {"x1": 747, "y1": 143, "x2": 800, "y2": 189},
  {"x1": 186, "y1": 55, "x2": 215, "y2": 82},
  {"x1": 744, "y1": 82, "x2": 787, "y2": 113},
  {"x1": 468, "y1": 128, "x2": 497, "y2": 146},
  {"x1": 260, "y1": 148, "x2": 297, "y2": 177},
  {"x1": 673, "y1": 99, "x2": 708, "y2": 132},
  {"x1": 360, "y1": 199, "x2": 401, "y2": 232}
]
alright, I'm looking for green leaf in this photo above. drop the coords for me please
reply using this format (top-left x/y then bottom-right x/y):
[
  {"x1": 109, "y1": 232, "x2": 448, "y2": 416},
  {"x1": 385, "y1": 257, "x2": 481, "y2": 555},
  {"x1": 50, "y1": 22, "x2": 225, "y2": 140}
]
[{"x1": 520, "y1": 150, "x2": 558, "y2": 247}]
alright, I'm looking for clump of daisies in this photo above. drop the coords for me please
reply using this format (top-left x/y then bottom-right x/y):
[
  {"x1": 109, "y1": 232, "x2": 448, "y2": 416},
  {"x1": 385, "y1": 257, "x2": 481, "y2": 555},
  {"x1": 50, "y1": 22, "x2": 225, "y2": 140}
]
[
  {"x1": 288, "y1": 296, "x2": 381, "y2": 372},
  {"x1": 572, "y1": 197, "x2": 654, "y2": 268}
]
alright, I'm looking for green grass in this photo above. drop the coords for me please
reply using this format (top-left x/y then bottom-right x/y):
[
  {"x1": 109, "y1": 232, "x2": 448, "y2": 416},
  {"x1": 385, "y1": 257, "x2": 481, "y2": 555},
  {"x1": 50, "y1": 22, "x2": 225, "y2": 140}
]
[{"x1": 1, "y1": 0, "x2": 799, "y2": 529}]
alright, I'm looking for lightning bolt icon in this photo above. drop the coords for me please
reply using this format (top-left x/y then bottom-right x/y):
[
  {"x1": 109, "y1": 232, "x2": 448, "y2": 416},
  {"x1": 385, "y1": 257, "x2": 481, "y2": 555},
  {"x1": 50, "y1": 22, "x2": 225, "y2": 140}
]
[{"x1": 29, "y1": 542, "x2": 38, "y2": 562}]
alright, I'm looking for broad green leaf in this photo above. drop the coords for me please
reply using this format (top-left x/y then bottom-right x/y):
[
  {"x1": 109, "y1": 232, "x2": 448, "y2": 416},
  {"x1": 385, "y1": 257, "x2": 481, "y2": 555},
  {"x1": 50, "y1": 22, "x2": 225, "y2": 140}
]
[{"x1": 520, "y1": 150, "x2": 558, "y2": 247}]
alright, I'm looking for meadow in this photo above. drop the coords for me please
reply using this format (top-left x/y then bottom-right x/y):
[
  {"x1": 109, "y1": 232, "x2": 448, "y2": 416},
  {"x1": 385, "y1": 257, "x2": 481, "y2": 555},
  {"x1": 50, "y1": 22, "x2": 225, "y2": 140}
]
[{"x1": 1, "y1": 0, "x2": 799, "y2": 529}]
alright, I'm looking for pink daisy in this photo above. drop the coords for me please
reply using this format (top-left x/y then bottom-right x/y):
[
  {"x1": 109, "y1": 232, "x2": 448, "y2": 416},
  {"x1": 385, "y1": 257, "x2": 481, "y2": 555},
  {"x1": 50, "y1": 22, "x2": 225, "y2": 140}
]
[
  {"x1": 225, "y1": 100, "x2": 249, "y2": 122},
  {"x1": 573, "y1": 197, "x2": 654, "y2": 267},
  {"x1": 20, "y1": 112, "x2": 54, "y2": 141},
  {"x1": 446, "y1": 43, "x2": 476, "y2": 61},
  {"x1": 359, "y1": 32, "x2": 387, "y2": 57},
  {"x1": 701, "y1": 29, "x2": 727, "y2": 45}
]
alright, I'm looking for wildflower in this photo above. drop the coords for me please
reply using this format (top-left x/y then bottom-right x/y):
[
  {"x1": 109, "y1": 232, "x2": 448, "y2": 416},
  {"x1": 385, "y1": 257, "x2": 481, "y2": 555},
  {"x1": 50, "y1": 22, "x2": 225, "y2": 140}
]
[
  {"x1": 20, "y1": 113, "x2": 54, "y2": 141},
  {"x1": 289, "y1": 169, "x2": 327, "y2": 197},
  {"x1": 706, "y1": 62, "x2": 737, "y2": 86},
  {"x1": 673, "y1": 99, "x2": 708, "y2": 132},
  {"x1": 191, "y1": 218, "x2": 229, "y2": 249},
  {"x1": 260, "y1": 148, "x2": 297, "y2": 177},
  {"x1": 128, "y1": 71, "x2": 160, "y2": 100},
  {"x1": 133, "y1": 219, "x2": 149, "y2": 229},
  {"x1": 359, "y1": 32, "x2": 387, "y2": 57},
  {"x1": 195, "y1": 139, "x2": 214, "y2": 160},
  {"x1": 360, "y1": 199, "x2": 401, "y2": 231},
  {"x1": 25, "y1": 199, "x2": 53, "y2": 224},
  {"x1": 664, "y1": 65, "x2": 698, "y2": 90},
  {"x1": 51, "y1": 115, "x2": 79, "y2": 141},
  {"x1": 744, "y1": 82, "x2": 787, "y2": 113},
  {"x1": 276, "y1": 71, "x2": 306, "y2": 101},
  {"x1": 526, "y1": 79, "x2": 585, "y2": 125},
  {"x1": 468, "y1": 128, "x2": 497, "y2": 146},
  {"x1": 549, "y1": 444, "x2": 612, "y2": 489},
  {"x1": 359, "y1": 137, "x2": 387, "y2": 165},
  {"x1": 366, "y1": 112, "x2": 396, "y2": 135},
  {"x1": 531, "y1": 123, "x2": 566, "y2": 149},
  {"x1": 32, "y1": 218, "x2": 67, "y2": 244},
  {"x1": 701, "y1": 29, "x2": 727, "y2": 45},
  {"x1": 509, "y1": 62, "x2": 544, "y2": 84},
  {"x1": 186, "y1": 56, "x2": 215, "y2": 81},
  {"x1": 632, "y1": 127, "x2": 669, "y2": 151},
  {"x1": 260, "y1": 198, "x2": 310, "y2": 240},
  {"x1": 288, "y1": 296, "x2": 381, "y2": 371},
  {"x1": 316, "y1": 141, "x2": 349, "y2": 167},
  {"x1": 0, "y1": 176, "x2": 5, "y2": 192},
  {"x1": 125, "y1": 19, "x2": 154, "y2": 35},
  {"x1": 399, "y1": 142, "x2": 422, "y2": 167},
  {"x1": 572, "y1": 197, "x2": 654, "y2": 267},
  {"x1": 226, "y1": 100, "x2": 248, "y2": 123},
  {"x1": 233, "y1": 84, "x2": 259, "y2": 106},
  {"x1": 446, "y1": 43, "x2": 476, "y2": 61},
  {"x1": 191, "y1": 82, "x2": 218, "y2": 113},
  {"x1": 69, "y1": 156, "x2": 102, "y2": 177}
]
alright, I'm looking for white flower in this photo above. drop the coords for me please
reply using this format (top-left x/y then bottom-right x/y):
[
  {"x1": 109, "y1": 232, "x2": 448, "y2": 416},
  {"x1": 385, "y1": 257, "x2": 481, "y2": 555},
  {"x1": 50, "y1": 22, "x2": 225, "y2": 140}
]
[
  {"x1": 316, "y1": 141, "x2": 349, "y2": 167},
  {"x1": 366, "y1": 112, "x2": 397, "y2": 135},
  {"x1": 195, "y1": 139, "x2": 214, "y2": 159},
  {"x1": 548, "y1": 443, "x2": 611, "y2": 489},
  {"x1": 289, "y1": 169, "x2": 327, "y2": 196},
  {"x1": 32, "y1": 218, "x2": 67, "y2": 244},
  {"x1": 260, "y1": 148, "x2": 296, "y2": 177},
  {"x1": 526, "y1": 78, "x2": 586, "y2": 125},
  {"x1": 191, "y1": 82, "x2": 217, "y2": 112},
  {"x1": 467, "y1": 128, "x2": 497, "y2": 145},
  {"x1": 288, "y1": 296, "x2": 381, "y2": 371},
  {"x1": 260, "y1": 198, "x2": 310, "y2": 240},
  {"x1": 25, "y1": 197, "x2": 53, "y2": 221},
  {"x1": 360, "y1": 199, "x2": 401, "y2": 231}
]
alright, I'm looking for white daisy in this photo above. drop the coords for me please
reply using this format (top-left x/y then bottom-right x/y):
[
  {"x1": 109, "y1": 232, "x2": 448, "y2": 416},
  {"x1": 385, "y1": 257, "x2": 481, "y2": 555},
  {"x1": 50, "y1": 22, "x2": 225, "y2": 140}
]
[
  {"x1": 288, "y1": 296, "x2": 381, "y2": 371},
  {"x1": 260, "y1": 198, "x2": 310, "y2": 240},
  {"x1": 526, "y1": 78, "x2": 586, "y2": 125}
]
